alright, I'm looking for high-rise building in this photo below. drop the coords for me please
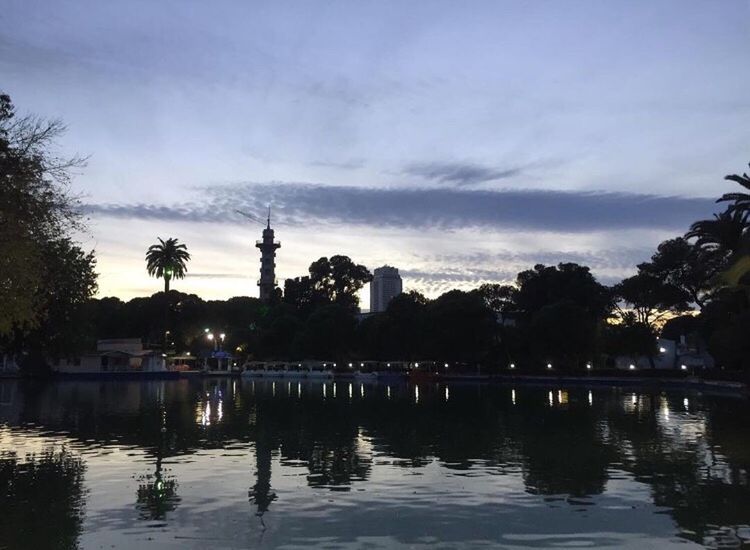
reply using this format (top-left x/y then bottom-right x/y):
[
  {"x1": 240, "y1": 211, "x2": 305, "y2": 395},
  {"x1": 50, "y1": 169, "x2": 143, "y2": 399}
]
[
  {"x1": 255, "y1": 210, "x2": 280, "y2": 303},
  {"x1": 370, "y1": 265, "x2": 403, "y2": 313}
]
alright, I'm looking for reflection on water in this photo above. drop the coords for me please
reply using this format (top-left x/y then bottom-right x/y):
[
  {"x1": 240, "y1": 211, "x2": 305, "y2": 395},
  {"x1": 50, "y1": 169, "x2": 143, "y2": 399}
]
[{"x1": 0, "y1": 378, "x2": 749, "y2": 549}]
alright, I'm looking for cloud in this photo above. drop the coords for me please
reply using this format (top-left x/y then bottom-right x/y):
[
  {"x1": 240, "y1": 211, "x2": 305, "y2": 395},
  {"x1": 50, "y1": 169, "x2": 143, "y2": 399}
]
[
  {"x1": 403, "y1": 162, "x2": 522, "y2": 186},
  {"x1": 85, "y1": 181, "x2": 717, "y2": 233},
  {"x1": 185, "y1": 273, "x2": 244, "y2": 279}
]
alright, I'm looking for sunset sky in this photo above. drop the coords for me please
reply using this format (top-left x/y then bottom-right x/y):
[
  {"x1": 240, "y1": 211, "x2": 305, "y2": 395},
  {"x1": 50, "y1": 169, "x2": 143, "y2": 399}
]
[{"x1": 3, "y1": 0, "x2": 749, "y2": 303}]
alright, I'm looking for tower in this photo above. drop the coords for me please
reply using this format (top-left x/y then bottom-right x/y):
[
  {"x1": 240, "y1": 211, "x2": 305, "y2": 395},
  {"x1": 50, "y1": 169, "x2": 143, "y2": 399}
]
[
  {"x1": 256, "y1": 208, "x2": 280, "y2": 303},
  {"x1": 370, "y1": 265, "x2": 403, "y2": 313}
]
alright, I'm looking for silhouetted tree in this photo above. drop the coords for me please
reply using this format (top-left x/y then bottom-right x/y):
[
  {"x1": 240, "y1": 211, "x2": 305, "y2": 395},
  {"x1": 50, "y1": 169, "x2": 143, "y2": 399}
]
[
  {"x1": 284, "y1": 255, "x2": 371, "y2": 313},
  {"x1": 614, "y1": 271, "x2": 690, "y2": 330},
  {"x1": 515, "y1": 263, "x2": 612, "y2": 321},
  {"x1": 639, "y1": 237, "x2": 723, "y2": 310},
  {"x1": 687, "y1": 208, "x2": 748, "y2": 256},
  {"x1": 0, "y1": 93, "x2": 95, "y2": 348},
  {"x1": 423, "y1": 290, "x2": 495, "y2": 364},
  {"x1": 145, "y1": 237, "x2": 191, "y2": 294},
  {"x1": 717, "y1": 163, "x2": 750, "y2": 216}
]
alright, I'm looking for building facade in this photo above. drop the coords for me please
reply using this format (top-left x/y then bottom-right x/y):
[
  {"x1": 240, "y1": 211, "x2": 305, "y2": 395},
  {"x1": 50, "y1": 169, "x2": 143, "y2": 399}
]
[
  {"x1": 256, "y1": 213, "x2": 281, "y2": 302},
  {"x1": 370, "y1": 265, "x2": 403, "y2": 313}
]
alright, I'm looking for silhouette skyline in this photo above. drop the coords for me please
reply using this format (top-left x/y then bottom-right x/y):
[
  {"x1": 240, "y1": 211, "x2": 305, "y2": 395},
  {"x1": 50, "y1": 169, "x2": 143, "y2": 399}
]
[{"x1": 3, "y1": 1, "x2": 748, "y2": 300}]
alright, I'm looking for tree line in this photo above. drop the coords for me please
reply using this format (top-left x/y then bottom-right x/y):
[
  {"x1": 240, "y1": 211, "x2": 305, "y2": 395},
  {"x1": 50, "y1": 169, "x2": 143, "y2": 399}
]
[{"x1": 2, "y1": 92, "x2": 749, "y2": 373}]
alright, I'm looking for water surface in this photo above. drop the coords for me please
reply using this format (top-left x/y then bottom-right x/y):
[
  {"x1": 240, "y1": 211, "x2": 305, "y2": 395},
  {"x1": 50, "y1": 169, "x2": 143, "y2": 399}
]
[{"x1": 1, "y1": 378, "x2": 749, "y2": 549}]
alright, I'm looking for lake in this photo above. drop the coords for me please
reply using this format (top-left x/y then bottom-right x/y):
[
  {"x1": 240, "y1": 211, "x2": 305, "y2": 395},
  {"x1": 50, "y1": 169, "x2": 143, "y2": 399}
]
[{"x1": 1, "y1": 378, "x2": 749, "y2": 549}]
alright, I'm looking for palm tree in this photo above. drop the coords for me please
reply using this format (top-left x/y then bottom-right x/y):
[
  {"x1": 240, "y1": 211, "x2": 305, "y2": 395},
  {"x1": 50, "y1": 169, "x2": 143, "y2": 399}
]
[
  {"x1": 145, "y1": 238, "x2": 190, "y2": 293},
  {"x1": 718, "y1": 163, "x2": 750, "y2": 214},
  {"x1": 686, "y1": 208, "x2": 748, "y2": 256}
]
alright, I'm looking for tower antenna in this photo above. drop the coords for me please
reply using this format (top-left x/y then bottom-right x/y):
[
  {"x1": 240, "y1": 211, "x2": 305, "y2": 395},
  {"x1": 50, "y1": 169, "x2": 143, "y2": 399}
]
[{"x1": 235, "y1": 210, "x2": 265, "y2": 225}]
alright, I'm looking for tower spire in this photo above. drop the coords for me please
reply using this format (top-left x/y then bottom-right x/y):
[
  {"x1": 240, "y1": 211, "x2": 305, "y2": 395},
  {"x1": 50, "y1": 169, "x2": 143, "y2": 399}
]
[{"x1": 256, "y1": 206, "x2": 280, "y2": 303}]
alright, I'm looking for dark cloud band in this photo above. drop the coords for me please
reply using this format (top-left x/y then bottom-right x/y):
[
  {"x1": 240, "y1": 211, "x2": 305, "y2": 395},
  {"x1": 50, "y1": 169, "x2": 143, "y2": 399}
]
[{"x1": 85, "y1": 181, "x2": 716, "y2": 233}]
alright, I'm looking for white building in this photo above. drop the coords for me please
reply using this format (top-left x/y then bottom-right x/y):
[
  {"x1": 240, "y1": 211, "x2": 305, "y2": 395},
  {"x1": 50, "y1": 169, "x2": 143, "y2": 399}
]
[
  {"x1": 370, "y1": 265, "x2": 403, "y2": 313},
  {"x1": 51, "y1": 339, "x2": 166, "y2": 374}
]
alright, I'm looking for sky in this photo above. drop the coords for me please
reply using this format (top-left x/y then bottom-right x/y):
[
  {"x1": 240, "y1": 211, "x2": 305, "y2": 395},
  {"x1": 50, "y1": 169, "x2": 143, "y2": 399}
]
[{"x1": 2, "y1": 0, "x2": 749, "y2": 304}]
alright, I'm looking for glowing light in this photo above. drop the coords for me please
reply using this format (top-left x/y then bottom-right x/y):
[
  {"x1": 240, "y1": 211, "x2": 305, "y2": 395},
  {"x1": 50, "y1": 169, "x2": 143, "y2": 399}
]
[
  {"x1": 360, "y1": 384, "x2": 365, "y2": 398},
  {"x1": 323, "y1": 384, "x2": 327, "y2": 398},
  {"x1": 511, "y1": 389, "x2": 516, "y2": 405},
  {"x1": 207, "y1": 333, "x2": 214, "y2": 340},
  {"x1": 333, "y1": 382, "x2": 337, "y2": 398},
  {"x1": 387, "y1": 363, "x2": 391, "y2": 367},
  {"x1": 509, "y1": 363, "x2": 515, "y2": 369},
  {"x1": 588, "y1": 390, "x2": 593, "y2": 406},
  {"x1": 444, "y1": 386, "x2": 449, "y2": 401},
  {"x1": 629, "y1": 364, "x2": 636, "y2": 370},
  {"x1": 548, "y1": 391, "x2": 554, "y2": 406},
  {"x1": 204, "y1": 328, "x2": 209, "y2": 333},
  {"x1": 680, "y1": 364, "x2": 688, "y2": 371},
  {"x1": 348, "y1": 383, "x2": 353, "y2": 399},
  {"x1": 659, "y1": 347, "x2": 667, "y2": 353},
  {"x1": 219, "y1": 333, "x2": 226, "y2": 341},
  {"x1": 415, "y1": 362, "x2": 419, "y2": 368},
  {"x1": 557, "y1": 390, "x2": 563, "y2": 403},
  {"x1": 297, "y1": 382, "x2": 302, "y2": 397},
  {"x1": 387, "y1": 386, "x2": 391, "y2": 399},
  {"x1": 272, "y1": 381, "x2": 276, "y2": 396},
  {"x1": 415, "y1": 385, "x2": 420, "y2": 403},
  {"x1": 360, "y1": 363, "x2": 364, "y2": 368},
  {"x1": 186, "y1": 352, "x2": 191, "y2": 356},
  {"x1": 632, "y1": 394, "x2": 637, "y2": 406},
  {"x1": 586, "y1": 363, "x2": 591, "y2": 370},
  {"x1": 683, "y1": 397, "x2": 689, "y2": 410},
  {"x1": 349, "y1": 363, "x2": 353, "y2": 368},
  {"x1": 444, "y1": 363, "x2": 449, "y2": 368},
  {"x1": 547, "y1": 363, "x2": 552, "y2": 370}
]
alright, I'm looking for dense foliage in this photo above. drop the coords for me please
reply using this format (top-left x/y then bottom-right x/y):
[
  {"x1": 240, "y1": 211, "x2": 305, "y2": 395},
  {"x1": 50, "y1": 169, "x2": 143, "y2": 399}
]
[{"x1": 0, "y1": 93, "x2": 97, "y2": 368}]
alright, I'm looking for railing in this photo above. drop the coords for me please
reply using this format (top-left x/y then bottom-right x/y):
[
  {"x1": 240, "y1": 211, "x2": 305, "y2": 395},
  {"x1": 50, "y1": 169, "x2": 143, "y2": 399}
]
[{"x1": 256, "y1": 240, "x2": 281, "y2": 247}]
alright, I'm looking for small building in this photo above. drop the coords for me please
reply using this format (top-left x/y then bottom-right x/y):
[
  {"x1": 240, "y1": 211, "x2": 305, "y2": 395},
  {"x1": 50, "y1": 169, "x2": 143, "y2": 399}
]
[
  {"x1": 613, "y1": 337, "x2": 715, "y2": 370},
  {"x1": 51, "y1": 339, "x2": 166, "y2": 374}
]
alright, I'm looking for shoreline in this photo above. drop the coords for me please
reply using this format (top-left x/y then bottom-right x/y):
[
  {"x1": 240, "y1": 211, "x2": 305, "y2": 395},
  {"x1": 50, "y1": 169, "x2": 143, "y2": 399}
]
[{"x1": 4, "y1": 371, "x2": 747, "y2": 395}]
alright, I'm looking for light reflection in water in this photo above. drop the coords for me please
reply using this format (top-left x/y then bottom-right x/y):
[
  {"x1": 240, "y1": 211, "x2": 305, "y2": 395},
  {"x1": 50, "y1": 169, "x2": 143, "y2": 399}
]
[
  {"x1": 348, "y1": 383, "x2": 353, "y2": 400},
  {"x1": 360, "y1": 384, "x2": 365, "y2": 398},
  {"x1": 0, "y1": 379, "x2": 746, "y2": 550},
  {"x1": 662, "y1": 400, "x2": 670, "y2": 421},
  {"x1": 203, "y1": 402, "x2": 211, "y2": 426}
]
